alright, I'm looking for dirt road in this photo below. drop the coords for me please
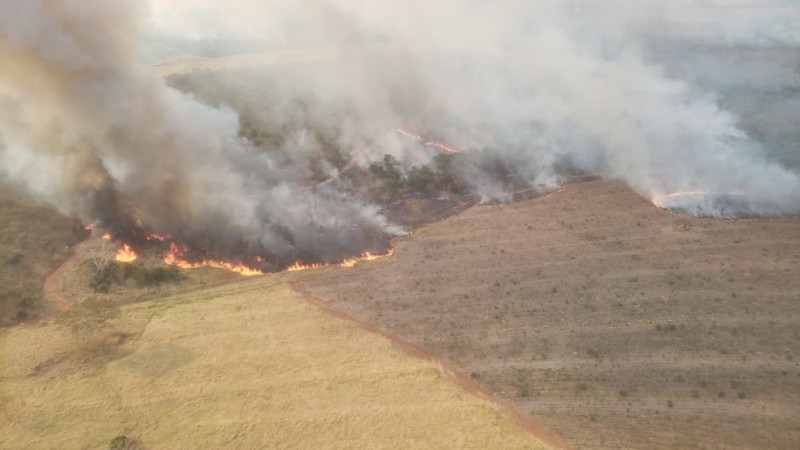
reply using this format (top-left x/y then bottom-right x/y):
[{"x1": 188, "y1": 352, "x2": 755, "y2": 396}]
[{"x1": 42, "y1": 248, "x2": 82, "y2": 313}]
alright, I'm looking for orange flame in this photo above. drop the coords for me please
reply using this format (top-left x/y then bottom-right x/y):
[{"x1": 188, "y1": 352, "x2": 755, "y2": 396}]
[
  {"x1": 101, "y1": 232, "x2": 112, "y2": 241},
  {"x1": 288, "y1": 249, "x2": 394, "y2": 272},
  {"x1": 340, "y1": 248, "x2": 395, "y2": 268},
  {"x1": 651, "y1": 191, "x2": 740, "y2": 208},
  {"x1": 115, "y1": 244, "x2": 138, "y2": 263},
  {"x1": 286, "y1": 262, "x2": 325, "y2": 272},
  {"x1": 146, "y1": 233, "x2": 169, "y2": 242},
  {"x1": 163, "y1": 242, "x2": 265, "y2": 276},
  {"x1": 396, "y1": 128, "x2": 460, "y2": 154}
]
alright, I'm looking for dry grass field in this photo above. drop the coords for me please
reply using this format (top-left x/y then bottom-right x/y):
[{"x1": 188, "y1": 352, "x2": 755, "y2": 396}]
[
  {"x1": 301, "y1": 179, "x2": 800, "y2": 449},
  {"x1": 0, "y1": 275, "x2": 547, "y2": 449}
]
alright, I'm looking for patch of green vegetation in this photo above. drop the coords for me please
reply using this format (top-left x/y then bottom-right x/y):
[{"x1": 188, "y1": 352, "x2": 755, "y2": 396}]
[
  {"x1": 109, "y1": 435, "x2": 143, "y2": 450},
  {"x1": 0, "y1": 180, "x2": 84, "y2": 325},
  {"x1": 90, "y1": 261, "x2": 184, "y2": 293}
]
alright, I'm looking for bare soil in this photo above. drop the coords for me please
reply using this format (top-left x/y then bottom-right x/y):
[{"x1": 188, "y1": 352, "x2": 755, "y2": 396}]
[{"x1": 301, "y1": 179, "x2": 800, "y2": 449}]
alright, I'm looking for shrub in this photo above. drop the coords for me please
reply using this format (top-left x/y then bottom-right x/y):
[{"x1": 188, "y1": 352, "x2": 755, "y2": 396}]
[
  {"x1": 90, "y1": 261, "x2": 183, "y2": 292},
  {"x1": 109, "y1": 435, "x2": 141, "y2": 450}
]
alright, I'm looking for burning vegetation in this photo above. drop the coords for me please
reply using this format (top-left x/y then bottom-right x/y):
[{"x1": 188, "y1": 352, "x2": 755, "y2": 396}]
[
  {"x1": 651, "y1": 191, "x2": 792, "y2": 219},
  {"x1": 89, "y1": 226, "x2": 396, "y2": 278},
  {"x1": 1, "y1": 0, "x2": 798, "y2": 295}
]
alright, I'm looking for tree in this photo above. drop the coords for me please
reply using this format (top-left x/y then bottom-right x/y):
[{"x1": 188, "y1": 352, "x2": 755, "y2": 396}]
[{"x1": 85, "y1": 239, "x2": 116, "y2": 274}]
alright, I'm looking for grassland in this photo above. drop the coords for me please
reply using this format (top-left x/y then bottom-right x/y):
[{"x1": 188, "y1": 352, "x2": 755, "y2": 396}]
[
  {"x1": 0, "y1": 181, "x2": 84, "y2": 325},
  {"x1": 302, "y1": 179, "x2": 800, "y2": 449},
  {"x1": 0, "y1": 274, "x2": 547, "y2": 449}
]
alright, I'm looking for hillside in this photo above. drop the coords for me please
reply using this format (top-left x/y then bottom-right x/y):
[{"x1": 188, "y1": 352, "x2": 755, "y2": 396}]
[
  {"x1": 0, "y1": 275, "x2": 549, "y2": 449},
  {"x1": 301, "y1": 179, "x2": 800, "y2": 449},
  {"x1": 0, "y1": 181, "x2": 84, "y2": 325}
]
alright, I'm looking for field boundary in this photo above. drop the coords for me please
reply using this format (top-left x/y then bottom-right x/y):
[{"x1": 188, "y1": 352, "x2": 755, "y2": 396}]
[{"x1": 289, "y1": 279, "x2": 572, "y2": 450}]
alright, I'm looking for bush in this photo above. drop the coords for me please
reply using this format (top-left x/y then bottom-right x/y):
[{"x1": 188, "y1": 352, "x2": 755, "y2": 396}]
[
  {"x1": 2, "y1": 251, "x2": 21, "y2": 266},
  {"x1": 109, "y1": 435, "x2": 141, "y2": 450},
  {"x1": 90, "y1": 261, "x2": 183, "y2": 292}
]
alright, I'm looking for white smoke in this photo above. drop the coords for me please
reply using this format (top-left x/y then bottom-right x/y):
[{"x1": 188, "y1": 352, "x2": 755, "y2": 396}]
[
  {"x1": 0, "y1": 0, "x2": 395, "y2": 267},
  {"x1": 0, "y1": 0, "x2": 798, "y2": 264}
]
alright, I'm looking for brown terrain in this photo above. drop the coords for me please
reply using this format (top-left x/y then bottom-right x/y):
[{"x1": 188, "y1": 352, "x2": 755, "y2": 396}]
[{"x1": 300, "y1": 179, "x2": 800, "y2": 449}]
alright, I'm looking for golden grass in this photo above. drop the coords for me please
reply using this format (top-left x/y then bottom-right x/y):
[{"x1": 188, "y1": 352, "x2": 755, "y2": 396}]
[{"x1": 1, "y1": 276, "x2": 545, "y2": 449}]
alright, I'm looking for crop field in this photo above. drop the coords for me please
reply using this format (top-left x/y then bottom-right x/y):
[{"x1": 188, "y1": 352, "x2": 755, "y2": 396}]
[
  {"x1": 0, "y1": 275, "x2": 546, "y2": 449},
  {"x1": 301, "y1": 179, "x2": 800, "y2": 449}
]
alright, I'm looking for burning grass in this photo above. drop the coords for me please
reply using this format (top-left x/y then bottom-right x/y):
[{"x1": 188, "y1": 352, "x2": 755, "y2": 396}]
[
  {"x1": 651, "y1": 191, "x2": 793, "y2": 219},
  {"x1": 91, "y1": 232, "x2": 396, "y2": 279}
]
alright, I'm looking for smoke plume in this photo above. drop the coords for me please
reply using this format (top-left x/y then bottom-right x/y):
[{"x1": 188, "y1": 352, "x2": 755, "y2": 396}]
[{"x1": 1, "y1": 1, "x2": 798, "y2": 266}]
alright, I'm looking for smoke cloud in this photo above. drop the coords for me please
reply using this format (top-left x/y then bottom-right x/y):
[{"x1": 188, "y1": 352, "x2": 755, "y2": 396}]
[{"x1": 0, "y1": 1, "x2": 798, "y2": 265}]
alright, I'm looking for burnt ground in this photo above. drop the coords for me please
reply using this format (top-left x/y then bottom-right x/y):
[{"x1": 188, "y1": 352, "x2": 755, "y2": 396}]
[{"x1": 301, "y1": 179, "x2": 800, "y2": 449}]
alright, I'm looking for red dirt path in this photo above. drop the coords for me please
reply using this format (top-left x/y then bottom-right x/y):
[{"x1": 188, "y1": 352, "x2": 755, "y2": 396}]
[{"x1": 290, "y1": 280, "x2": 572, "y2": 450}]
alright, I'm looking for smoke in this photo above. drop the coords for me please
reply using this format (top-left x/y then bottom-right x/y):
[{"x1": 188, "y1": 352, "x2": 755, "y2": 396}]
[
  {"x1": 0, "y1": 1, "x2": 798, "y2": 266},
  {"x1": 0, "y1": 0, "x2": 396, "y2": 268}
]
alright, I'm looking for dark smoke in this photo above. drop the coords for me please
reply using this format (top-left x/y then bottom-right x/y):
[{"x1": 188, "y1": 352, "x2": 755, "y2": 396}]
[{"x1": 0, "y1": 0, "x2": 397, "y2": 269}]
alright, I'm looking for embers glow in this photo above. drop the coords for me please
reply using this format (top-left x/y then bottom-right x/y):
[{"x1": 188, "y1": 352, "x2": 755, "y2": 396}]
[
  {"x1": 115, "y1": 244, "x2": 138, "y2": 263},
  {"x1": 163, "y1": 242, "x2": 265, "y2": 277},
  {"x1": 396, "y1": 128, "x2": 460, "y2": 154}
]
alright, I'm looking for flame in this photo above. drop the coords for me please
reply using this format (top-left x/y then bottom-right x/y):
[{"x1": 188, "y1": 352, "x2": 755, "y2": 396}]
[
  {"x1": 88, "y1": 232, "x2": 393, "y2": 276},
  {"x1": 340, "y1": 258, "x2": 358, "y2": 268},
  {"x1": 396, "y1": 128, "x2": 423, "y2": 140},
  {"x1": 651, "y1": 191, "x2": 740, "y2": 208},
  {"x1": 146, "y1": 233, "x2": 169, "y2": 242},
  {"x1": 163, "y1": 242, "x2": 265, "y2": 276},
  {"x1": 286, "y1": 262, "x2": 325, "y2": 272},
  {"x1": 288, "y1": 249, "x2": 395, "y2": 272},
  {"x1": 101, "y1": 232, "x2": 112, "y2": 241},
  {"x1": 396, "y1": 128, "x2": 460, "y2": 154},
  {"x1": 340, "y1": 249, "x2": 395, "y2": 268},
  {"x1": 115, "y1": 244, "x2": 138, "y2": 263},
  {"x1": 84, "y1": 224, "x2": 93, "y2": 231}
]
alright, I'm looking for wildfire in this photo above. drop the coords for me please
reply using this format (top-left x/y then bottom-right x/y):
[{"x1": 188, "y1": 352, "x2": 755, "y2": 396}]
[
  {"x1": 652, "y1": 191, "x2": 703, "y2": 208},
  {"x1": 396, "y1": 128, "x2": 460, "y2": 154},
  {"x1": 85, "y1": 227, "x2": 394, "y2": 277},
  {"x1": 285, "y1": 249, "x2": 396, "y2": 272},
  {"x1": 115, "y1": 244, "x2": 138, "y2": 263},
  {"x1": 340, "y1": 249, "x2": 395, "y2": 268},
  {"x1": 163, "y1": 242, "x2": 265, "y2": 277},
  {"x1": 651, "y1": 191, "x2": 741, "y2": 208},
  {"x1": 286, "y1": 262, "x2": 325, "y2": 272}
]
